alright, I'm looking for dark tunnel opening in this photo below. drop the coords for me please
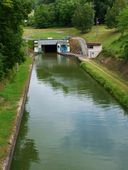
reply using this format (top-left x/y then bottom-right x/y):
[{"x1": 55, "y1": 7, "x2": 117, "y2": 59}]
[{"x1": 42, "y1": 45, "x2": 57, "y2": 52}]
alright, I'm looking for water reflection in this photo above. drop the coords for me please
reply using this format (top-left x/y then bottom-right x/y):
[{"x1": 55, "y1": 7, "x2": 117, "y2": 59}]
[
  {"x1": 11, "y1": 53, "x2": 128, "y2": 170},
  {"x1": 11, "y1": 109, "x2": 40, "y2": 170},
  {"x1": 35, "y1": 54, "x2": 127, "y2": 110}
]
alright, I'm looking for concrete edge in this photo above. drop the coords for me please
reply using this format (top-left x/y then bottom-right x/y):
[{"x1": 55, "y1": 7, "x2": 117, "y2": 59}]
[{"x1": 3, "y1": 55, "x2": 35, "y2": 170}]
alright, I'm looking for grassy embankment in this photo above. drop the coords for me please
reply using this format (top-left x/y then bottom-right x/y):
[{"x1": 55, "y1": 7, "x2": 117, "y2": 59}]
[
  {"x1": 0, "y1": 57, "x2": 32, "y2": 169},
  {"x1": 24, "y1": 27, "x2": 70, "y2": 39},
  {"x1": 81, "y1": 60, "x2": 128, "y2": 108},
  {"x1": 79, "y1": 26, "x2": 128, "y2": 108},
  {"x1": 24, "y1": 26, "x2": 120, "y2": 45}
]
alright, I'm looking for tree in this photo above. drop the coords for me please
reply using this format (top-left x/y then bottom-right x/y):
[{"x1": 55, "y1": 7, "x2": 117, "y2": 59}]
[
  {"x1": 117, "y1": 6, "x2": 128, "y2": 33},
  {"x1": 72, "y1": 3, "x2": 94, "y2": 33},
  {"x1": 0, "y1": 0, "x2": 32, "y2": 79},
  {"x1": 34, "y1": 5, "x2": 50, "y2": 28},
  {"x1": 34, "y1": 0, "x2": 77, "y2": 27},
  {"x1": 34, "y1": 4, "x2": 55, "y2": 28},
  {"x1": 55, "y1": 0, "x2": 77, "y2": 26},
  {"x1": 117, "y1": 7, "x2": 128, "y2": 59},
  {"x1": 105, "y1": 0, "x2": 126, "y2": 28},
  {"x1": 91, "y1": 0, "x2": 114, "y2": 24},
  {"x1": 33, "y1": 0, "x2": 116, "y2": 28}
]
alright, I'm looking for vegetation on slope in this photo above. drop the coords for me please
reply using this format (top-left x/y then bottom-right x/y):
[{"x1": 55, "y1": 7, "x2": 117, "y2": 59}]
[
  {"x1": 0, "y1": 57, "x2": 32, "y2": 169},
  {"x1": 80, "y1": 60, "x2": 128, "y2": 109}
]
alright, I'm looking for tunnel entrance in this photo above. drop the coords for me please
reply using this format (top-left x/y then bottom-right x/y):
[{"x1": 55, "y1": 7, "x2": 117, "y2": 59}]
[{"x1": 42, "y1": 45, "x2": 57, "y2": 53}]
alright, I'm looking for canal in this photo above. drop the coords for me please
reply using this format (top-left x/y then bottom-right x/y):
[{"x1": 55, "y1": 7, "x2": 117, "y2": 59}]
[{"x1": 11, "y1": 53, "x2": 128, "y2": 170}]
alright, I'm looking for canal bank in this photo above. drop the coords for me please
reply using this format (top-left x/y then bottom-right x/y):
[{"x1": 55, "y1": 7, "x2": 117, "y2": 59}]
[
  {"x1": 0, "y1": 56, "x2": 33, "y2": 170},
  {"x1": 11, "y1": 53, "x2": 128, "y2": 170},
  {"x1": 80, "y1": 60, "x2": 128, "y2": 109},
  {"x1": 59, "y1": 48, "x2": 128, "y2": 109}
]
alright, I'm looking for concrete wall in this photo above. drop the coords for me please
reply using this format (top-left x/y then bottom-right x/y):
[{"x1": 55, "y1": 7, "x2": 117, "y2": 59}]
[{"x1": 88, "y1": 45, "x2": 102, "y2": 58}]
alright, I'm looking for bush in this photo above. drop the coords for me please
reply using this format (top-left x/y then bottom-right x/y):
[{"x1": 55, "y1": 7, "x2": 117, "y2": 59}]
[{"x1": 72, "y1": 3, "x2": 94, "y2": 33}]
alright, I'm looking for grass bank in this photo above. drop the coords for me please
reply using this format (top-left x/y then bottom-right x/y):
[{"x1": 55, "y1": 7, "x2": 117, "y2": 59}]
[
  {"x1": 0, "y1": 57, "x2": 32, "y2": 169},
  {"x1": 80, "y1": 60, "x2": 128, "y2": 109},
  {"x1": 24, "y1": 27, "x2": 70, "y2": 39},
  {"x1": 24, "y1": 26, "x2": 120, "y2": 45}
]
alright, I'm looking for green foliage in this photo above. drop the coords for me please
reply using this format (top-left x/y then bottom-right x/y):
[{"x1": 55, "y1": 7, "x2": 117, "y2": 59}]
[
  {"x1": 34, "y1": 4, "x2": 54, "y2": 28},
  {"x1": 105, "y1": 2, "x2": 128, "y2": 60},
  {"x1": 81, "y1": 61, "x2": 128, "y2": 108},
  {"x1": 116, "y1": 7, "x2": 128, "y2": 59},
  {"x1": 0, "y1": 57, "x2": 32, "y2": 165},
  {"x1": 27, "y1": 15, "x2": 35, "y2": 27},
  {"x1": 33, "y1": 0, "x2": 77, "y2": 28},
  {"x1": 117, "y1": 6, "x2": 128, "y2": 33},
  {"x1": 27, "y1": 40, "x2": 34, "y2": 49},
  {"x1": 105, "y1": 0, "x2": 126, "y2": 28},
  {"x1": 55, "y1": 0, "x2": 77, "y2": 27},
  {"x1": 123, "y1": 44, "x2": 128, "y2": 59},
  {"x1": 116, "y1": 34, "x2": 128, "y2": 59},
  {"x1": 93, "y1": 0, "x2": 114, "y2": 23},
  {"x1": 105, "y1": 8, "x2": 117, "y2": 28},
  {"x1": 33, "y1": 0, "x2": 113, "y2": 28},
  {"x1": 0, "y1": 0, "x2": 32, "y2": 78},
  {"x1": 72, "y1": 3, "x2": 94, "y2": 33},
  {"x1": 31, "y1": 0, "x2": 116, "y2": 28}
]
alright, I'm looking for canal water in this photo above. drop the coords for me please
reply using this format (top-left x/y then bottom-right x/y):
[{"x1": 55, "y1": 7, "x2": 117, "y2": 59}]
[{"x1": 11, "y1": 53, "x2": 128, "y2": 170}]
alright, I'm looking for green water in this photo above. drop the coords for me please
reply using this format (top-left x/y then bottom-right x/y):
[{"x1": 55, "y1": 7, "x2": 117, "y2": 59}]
[{"x1": 11, "y1": 53, "x2": 128, "y2": 170}]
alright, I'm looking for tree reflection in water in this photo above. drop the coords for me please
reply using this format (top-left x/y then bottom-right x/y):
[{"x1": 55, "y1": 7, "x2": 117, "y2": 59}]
[{"x1": 11, "y1": 108, "x2": 40, "y2": 170}]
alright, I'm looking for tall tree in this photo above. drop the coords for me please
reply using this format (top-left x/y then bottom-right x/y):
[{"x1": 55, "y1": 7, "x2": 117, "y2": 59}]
[
  {"x1": 55, "y1": 0, "x2": 77, "y2": 26},
  {"x1": 117, "y1": 6, "x2": 128, "y2": 33},
  {"x1": 72, "y1": 3, "x2": 94, "y2": 33},
  {"x1": 92, "y1": 0, "x2": 114, "y2": 23},
  {"x1": 105, "y1": 0, "x2": 126, "y2": 28},
  {"x1": 34, "y1": 4, "x2": 55, "y2": 28},
  {"x1": 0, "y1": 0, "x2": 31, "y2": 78}
]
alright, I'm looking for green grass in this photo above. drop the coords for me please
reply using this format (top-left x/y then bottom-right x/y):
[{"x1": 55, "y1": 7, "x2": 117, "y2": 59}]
[
  {"x1": 81, "y1": 26, "x2": 120, "y2": 45},
  {"x1": 24, "y1": 27, "x2": 71, "y2": 39},
  {"x1": 0, "y1": 57, "x2": 32, "y2": 168},
  {"x1": 24, "y1": 26, "x2": 121, "y2": 49},
  {"x1": 81, "y1": 60, "x2": 128, "y2": 109}
]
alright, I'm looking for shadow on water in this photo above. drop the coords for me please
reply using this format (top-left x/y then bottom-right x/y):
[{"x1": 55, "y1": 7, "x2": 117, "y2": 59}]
[{"x1": 10, "y1": 106, "x2": 40, "y2": 170}]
